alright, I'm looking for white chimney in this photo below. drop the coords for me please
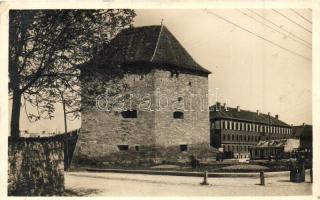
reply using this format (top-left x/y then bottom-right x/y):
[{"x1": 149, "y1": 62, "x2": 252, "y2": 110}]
[
  {"x1": 237, "y1": 106, "x2": 240, "y2": 112},
  {"x1": 257, "y1": 110, "x2": 260, "y2": 115}
]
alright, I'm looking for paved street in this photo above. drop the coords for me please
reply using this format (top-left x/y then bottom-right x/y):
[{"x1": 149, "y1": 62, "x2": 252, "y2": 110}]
[{"x1": 65, "y1": 171, "x2": 312, "y2": 196}]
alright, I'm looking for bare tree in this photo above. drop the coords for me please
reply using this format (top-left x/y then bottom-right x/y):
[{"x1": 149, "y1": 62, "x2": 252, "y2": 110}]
[{"x1": 9, "y1": 9, "x2": 136, "y2": 137}]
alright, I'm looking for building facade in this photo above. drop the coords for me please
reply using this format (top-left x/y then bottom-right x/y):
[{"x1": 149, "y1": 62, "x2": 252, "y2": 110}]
[
  {"x1": 210, "y1": 104, "x2": 293, "y2": 159},
  {"x1": 292, "y1": 124, "x2": 312, "y2": 153},
  {"x1": 72, "y1": 25, "x2": 216, "y2": 166},
  {"x1": 250, "y1": 139, "x2": 299, "y2": 160}
]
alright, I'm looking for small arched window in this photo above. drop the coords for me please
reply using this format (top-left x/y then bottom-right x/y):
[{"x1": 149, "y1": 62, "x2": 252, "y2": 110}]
[{"x1": 173, "y1": 111, "x2": 184, "y2": 119}]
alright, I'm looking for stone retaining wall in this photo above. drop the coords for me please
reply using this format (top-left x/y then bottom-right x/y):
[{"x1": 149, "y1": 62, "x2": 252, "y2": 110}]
[{"x1": 8, "y1": 135, "x2": 65, "y2": 196}]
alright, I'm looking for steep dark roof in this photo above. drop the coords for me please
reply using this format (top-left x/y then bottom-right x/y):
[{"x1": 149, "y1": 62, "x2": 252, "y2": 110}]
[
  {"x1": 82, "y1": 25, "x2": 210, "y2": 74},
  {"x1": 210, "y1": 104, "x2": 290, "y2": 127}
]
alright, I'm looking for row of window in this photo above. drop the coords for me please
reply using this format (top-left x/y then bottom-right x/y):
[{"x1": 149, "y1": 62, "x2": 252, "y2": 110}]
[
  {"x1": 212, "y1": 120, "x2": 292, "y2": 135},
  {"x1": 251, "y1": 148, "x2": 281, "y2": 156},
  {"x1": 236, "y1": 154, "x2": 249, "y2": 159},
  {"x1": 222, "y1": 133, "x2": 288, "y2": 143},
  {"x1": 222, "y1": 133, "x2": 260, "y2": 142},
  {"x1": 223, "y1": 144, "x2": 251, "y2": 152}
]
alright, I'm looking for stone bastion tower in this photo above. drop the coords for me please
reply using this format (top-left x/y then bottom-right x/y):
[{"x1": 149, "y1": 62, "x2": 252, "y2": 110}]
[{"x1": 72, "y1": 25, "x2": 217, "y2": 166}]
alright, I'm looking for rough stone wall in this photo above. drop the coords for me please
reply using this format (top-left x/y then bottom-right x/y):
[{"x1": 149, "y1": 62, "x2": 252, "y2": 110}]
[
  {"x1": 8, "y1": 136, "x2": 64, "y2": 196},
  {"x1": 73, "y1": 67, "x2": 157, "y2": 166},
  {"x1": 74, "y1": 65, "x2": 216, "y2": 166},
  {"x1": 153, "y1": 68, "x2": 215, "y2": 162}
]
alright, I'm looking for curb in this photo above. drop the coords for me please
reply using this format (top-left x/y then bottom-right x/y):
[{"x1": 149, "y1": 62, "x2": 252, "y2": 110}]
[{"x1": 86, "y1": 168, "x2": 309, "y2": 178}]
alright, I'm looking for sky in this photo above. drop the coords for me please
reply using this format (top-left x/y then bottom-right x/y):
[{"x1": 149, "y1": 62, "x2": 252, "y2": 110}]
[{"x1": 17, "y1": 9, "x2": 312, "y2": 133}]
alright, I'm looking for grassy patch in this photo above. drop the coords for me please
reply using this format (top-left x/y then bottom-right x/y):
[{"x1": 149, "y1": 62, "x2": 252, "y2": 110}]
[{"x1": 217, "y1": 164, "x2": 269, "y2": 172}]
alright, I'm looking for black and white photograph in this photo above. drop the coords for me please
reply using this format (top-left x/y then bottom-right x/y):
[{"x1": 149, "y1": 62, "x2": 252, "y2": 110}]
[{"x1": 1, "y1": 0, "x2": 319, "y2": 198}]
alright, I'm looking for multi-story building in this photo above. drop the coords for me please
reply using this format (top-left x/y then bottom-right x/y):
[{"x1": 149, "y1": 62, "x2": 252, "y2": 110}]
[
  {"x1": 292, "y1": 123, "x2": 312, "y2": 153},
  {"x1": 72, "y1": 25, "x2": 216, "y2": 166},
  {"x1": 210, "y1": 103, "x2": 293, "y2": 159},
  {"x1": 250, "y1": 138, "x2": 299, "y2": 160}
]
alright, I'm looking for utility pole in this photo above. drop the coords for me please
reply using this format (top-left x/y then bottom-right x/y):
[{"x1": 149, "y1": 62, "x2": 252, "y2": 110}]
[
  {"x1": 268, "y1": 114, "x2": 271, "y2": 159},
  {"x1": 238, "y1": 123, "x2": 241, "y2": 159},
  {"x1": 62, "y1": 99, "x2": 68, "y2": 136},
  {"x1": 59, "y1": 89, "x2": 69, "y2": 171}
]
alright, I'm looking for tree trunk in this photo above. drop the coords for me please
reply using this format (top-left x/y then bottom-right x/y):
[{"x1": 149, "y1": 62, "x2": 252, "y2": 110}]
[{"x1": 10, "y1": 90, "x2": 21, "y2": 138}]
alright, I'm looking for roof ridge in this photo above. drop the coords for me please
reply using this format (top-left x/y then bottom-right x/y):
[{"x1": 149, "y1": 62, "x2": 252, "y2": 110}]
[
  {"x1": 150, "y1": 24, "x2": 164, "y2": 62},
  {"x1": 84, "y1": 25, "x2": 211, "y2": 74},
  {"x1": 210, "y1": 104, "x2": 290, "y2": 126}
]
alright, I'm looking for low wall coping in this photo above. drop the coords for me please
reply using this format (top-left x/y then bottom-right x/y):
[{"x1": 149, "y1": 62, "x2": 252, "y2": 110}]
[{"x1": 86, "y1": 168, "x2": 309, "y2": 178}]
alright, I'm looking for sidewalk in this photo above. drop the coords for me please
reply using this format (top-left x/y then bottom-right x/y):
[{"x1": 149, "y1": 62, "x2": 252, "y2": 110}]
[{"x1": 65, "y1": 171, "x2": 312, "y2": 196}]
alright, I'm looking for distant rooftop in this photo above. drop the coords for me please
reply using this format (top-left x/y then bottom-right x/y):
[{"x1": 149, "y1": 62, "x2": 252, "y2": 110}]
[
  {"x1": 80, "y1": 25, "x2": 211, "y2": 74},
  {"x1": 254, "y1": 139, "x2": 299, "y2": 149},
  {"x1": 210, "y1": 103, "x2": 290, "y2": 127},
  {"x1": 293, "y1": 124, "x2": 312, "y2": 138}
]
